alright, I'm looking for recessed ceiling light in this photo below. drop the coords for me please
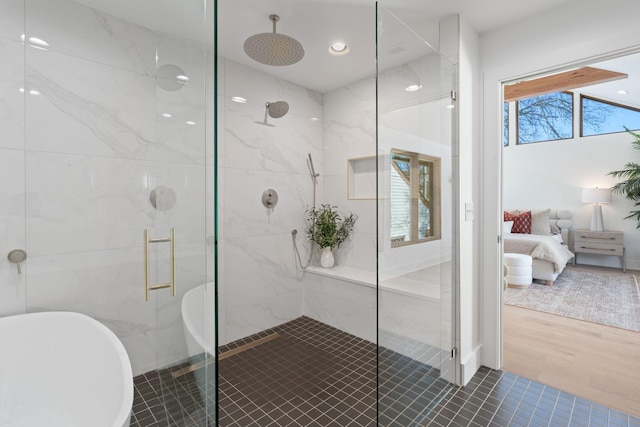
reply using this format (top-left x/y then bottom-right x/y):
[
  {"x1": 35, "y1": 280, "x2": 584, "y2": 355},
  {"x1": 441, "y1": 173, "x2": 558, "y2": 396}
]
[
  {"x1": 405, "y1": 84, "x2": 422, "y2": 92},
  {"x1": 161, "y1": 113, "x2": 172, "y2": 118},
  {"x1": 617, "y1": 90, "x2": 629, "y2": 95},
  {"x1": 329, "y1": 42, "x2": 350, "y2": 55},
  {"x1": 231, "y1": 96, "x2": 247, "y2": 103}
]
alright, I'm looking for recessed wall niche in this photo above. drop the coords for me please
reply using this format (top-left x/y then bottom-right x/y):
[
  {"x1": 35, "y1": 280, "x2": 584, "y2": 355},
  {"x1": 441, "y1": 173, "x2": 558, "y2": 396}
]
[{"x1": 348, "y1": 156, "x2": 377, "y2": 200}]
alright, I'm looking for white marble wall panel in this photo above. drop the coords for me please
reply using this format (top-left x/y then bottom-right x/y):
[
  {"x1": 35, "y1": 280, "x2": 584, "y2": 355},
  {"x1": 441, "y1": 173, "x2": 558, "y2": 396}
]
[
  {"x1": 157, "y1": 33, "x2": 208, "y2": 89},
  {"x1": 302, "y1": 274, "x2": 376, "y2": 342},
  {"x1": 0, "y1": 39, "x2": 25, "y2": 150},
  {"x1": 25, "y1": 47, "x2": 156, "y2": 159},
  {"x1": 0, "y1": 148, "x2": 26, "y2": 315},
  {"x1": 25, "y1": 0, "x2": 156, "y2": 75},
  {"x1": 224, "y1": 290, "x2": 303, "y2": 345},
  {"x1": 223, "y1": 99, "x2": 323, "y2": 176},
  {"x1": 323, "y1": 76, "x2": 375, "y2": 122},
  {"x1": 322, "y1": 111, "x2": 376, "y2": 176},
  {"x1": 223, "y1": 60, "x2": 323, "y2": 121},
  {"x1": 0, "y1": 0, "x2": 24, "y2": 43},
  {"x1": 222, "y1": 168, "x2": 313, "y2": 240}
]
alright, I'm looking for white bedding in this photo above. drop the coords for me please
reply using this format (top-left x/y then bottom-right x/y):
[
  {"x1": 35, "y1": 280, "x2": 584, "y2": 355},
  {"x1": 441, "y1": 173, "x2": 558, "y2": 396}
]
[{"x1": 503, "y1": 233, "x2": 574, "y2": 274}]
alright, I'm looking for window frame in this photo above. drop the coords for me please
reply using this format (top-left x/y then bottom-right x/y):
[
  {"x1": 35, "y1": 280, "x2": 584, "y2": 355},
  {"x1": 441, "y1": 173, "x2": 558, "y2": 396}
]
[
  {"x1": 515, "y1": 91, "x2": 574, "y2": 145},
  {"x1": 390, "y1": 149, "x2": 441, "y2": 248},
  {"x1": 580, "y1": 94, "x2": 640, "y2": 137}
]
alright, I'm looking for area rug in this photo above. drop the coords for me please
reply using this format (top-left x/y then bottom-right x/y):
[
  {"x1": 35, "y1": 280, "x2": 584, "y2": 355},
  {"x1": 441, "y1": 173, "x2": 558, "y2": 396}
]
[{"x1": 504, "y1": 267, "x2": 640, "y2": 332}]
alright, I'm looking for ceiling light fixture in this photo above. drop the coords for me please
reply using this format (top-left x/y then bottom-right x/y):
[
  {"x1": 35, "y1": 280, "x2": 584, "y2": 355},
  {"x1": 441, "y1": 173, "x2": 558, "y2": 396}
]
[
  {"x1": 405, "y1": 84, "x2": 422, "y2": 92},
  {"x1": 329, "y1": 42, "x2": 350, "y2": 55}
]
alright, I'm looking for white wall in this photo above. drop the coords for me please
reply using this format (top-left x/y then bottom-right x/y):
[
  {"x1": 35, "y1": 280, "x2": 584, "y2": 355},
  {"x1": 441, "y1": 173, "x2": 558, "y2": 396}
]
[{"x1": 480, "y1": 0, "x2": 640, "y2": 370}]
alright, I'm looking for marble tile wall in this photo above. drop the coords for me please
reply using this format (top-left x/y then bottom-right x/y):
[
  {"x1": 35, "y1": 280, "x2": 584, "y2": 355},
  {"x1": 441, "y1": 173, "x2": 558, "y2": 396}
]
[
  {"x1": 218, "y1": 58, "x2": 324, "y2": 345},
  {"x1": 0, "y1": 0, "x2": 211, "y2": 376}
]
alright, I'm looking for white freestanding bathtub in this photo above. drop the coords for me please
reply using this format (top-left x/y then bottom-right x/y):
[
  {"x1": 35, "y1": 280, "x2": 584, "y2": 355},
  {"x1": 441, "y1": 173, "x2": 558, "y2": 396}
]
[
  {"x1": 182, "y1": 282, "x2": 216, "y2": 357},
  {"x1": 0, "y1": 311, "x2": 134, "y2": 427},
  {"x1": 181, "y1": 283, "x2": 216, "y2": 406}
]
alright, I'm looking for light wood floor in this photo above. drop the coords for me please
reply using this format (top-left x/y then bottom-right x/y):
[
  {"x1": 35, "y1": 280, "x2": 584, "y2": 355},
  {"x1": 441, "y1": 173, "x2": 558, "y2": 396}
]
[{"x1": 504, "y1": 304, "x2": 640, "y2": 418}]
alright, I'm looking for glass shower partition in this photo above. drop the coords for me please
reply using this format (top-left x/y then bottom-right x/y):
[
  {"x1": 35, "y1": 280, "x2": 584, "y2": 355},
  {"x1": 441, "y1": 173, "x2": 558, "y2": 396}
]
[
  {"x1": 0, "y1": 0, "x2": 217, "y2": 425},
  {"x1": 377, "y1": 6, "x2": 457, "y2": 425}
]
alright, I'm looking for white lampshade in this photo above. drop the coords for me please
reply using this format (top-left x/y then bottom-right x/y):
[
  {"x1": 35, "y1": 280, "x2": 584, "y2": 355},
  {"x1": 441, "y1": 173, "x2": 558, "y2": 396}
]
[
  {"x1": 582, "y1": 187, "x2": 611, "y2": 204},
  {"x1": 582, "y1": 187, "x2": 611, "y2": 231}
]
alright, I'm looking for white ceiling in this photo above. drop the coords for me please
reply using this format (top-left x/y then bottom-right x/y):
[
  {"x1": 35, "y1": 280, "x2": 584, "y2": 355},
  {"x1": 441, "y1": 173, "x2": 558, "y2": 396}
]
[{"x1": 73, "y1": 0, "x2": 640, "y2": 103}]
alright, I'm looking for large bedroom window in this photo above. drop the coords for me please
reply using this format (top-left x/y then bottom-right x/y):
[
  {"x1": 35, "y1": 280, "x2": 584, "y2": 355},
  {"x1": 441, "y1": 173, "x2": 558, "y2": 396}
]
[
  {"x1": 517, "y1": 91, "x2": 573, "y2": 144},
  {"x1": 581, "y1": 95, "x2": 640, "y2": 136},
  {"x1": 390, "y1": 150, "x2": 441, "y2": 247}
]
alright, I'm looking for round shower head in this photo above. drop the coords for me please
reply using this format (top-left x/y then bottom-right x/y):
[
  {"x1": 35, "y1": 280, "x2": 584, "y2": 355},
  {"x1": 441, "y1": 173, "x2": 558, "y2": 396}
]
[
  {"x1": 244, "y1": 15, "x2": 304, "y2": 66},
  {"x1": 266, "y1": 101, "x2": 289, "y2": 119}
]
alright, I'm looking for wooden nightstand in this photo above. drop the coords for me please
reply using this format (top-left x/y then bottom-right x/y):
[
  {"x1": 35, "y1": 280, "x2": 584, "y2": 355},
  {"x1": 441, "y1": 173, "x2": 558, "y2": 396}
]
[{"x1": 573, "y1": 229, "x2": 626, "y2": 272}]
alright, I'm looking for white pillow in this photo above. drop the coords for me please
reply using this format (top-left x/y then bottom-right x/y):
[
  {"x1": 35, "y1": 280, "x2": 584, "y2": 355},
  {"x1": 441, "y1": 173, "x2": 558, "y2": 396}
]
[
  {"x1": 503, "y1": 221, "x2": 514, "y2": 234},
  {"x1": 551, "y1": 233, "x2": 563, "y2": 244}
]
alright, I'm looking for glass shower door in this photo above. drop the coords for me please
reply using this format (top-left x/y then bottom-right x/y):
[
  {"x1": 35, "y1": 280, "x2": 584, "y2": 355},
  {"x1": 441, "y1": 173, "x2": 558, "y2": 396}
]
[
  {"x1": 11, "y1": 0, "x2": 216, "y2": 425},
  {"x1": 377, "y1": 5, "x2": 457, "y2": 425}
]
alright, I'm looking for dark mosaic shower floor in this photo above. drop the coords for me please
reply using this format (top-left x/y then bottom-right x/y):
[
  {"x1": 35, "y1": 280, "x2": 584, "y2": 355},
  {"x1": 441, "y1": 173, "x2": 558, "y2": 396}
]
[{"x1": 130, "y1": 316, "x2": 640, "y2": 427}]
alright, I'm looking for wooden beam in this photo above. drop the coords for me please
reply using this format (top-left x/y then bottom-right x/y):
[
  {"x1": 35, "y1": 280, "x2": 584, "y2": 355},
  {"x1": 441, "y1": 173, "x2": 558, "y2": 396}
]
[{"x1": 504, "y1": 67, "x2": 628, "y2": 102}]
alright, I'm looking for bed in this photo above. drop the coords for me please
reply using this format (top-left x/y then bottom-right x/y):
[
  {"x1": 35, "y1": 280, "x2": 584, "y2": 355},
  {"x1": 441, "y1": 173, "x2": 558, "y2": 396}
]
[{"x1": 503, "y1": 209, "x2": 575, "y2": 286}]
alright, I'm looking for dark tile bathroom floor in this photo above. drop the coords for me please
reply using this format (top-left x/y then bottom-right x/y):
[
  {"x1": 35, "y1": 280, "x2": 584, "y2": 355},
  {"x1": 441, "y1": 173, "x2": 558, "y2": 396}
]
[{"x1": 130, "y1": 316, "x2": 640, "y2": 427}]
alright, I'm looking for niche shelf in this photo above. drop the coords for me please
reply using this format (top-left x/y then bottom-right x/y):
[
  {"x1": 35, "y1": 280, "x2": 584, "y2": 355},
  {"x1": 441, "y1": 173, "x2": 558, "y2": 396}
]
[{"x1": 347, "y1": 156, "x2": 376, "y2": 200}]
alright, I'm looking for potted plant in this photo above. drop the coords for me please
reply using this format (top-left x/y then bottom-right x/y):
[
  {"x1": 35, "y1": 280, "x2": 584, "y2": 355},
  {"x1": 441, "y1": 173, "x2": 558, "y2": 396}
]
[
  {"x1": 608, "y1": 128, "x2": 640, "y2": 229},
  {"x1": 305, "y1": 204, "x2": 357, "y2": 268}
]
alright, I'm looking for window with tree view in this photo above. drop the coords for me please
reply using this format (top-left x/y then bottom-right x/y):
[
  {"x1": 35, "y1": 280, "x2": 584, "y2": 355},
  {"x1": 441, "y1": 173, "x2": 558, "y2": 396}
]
[
  {"x1": 390, "y1": 150, "x2": 441, "y2": 247},
  {"x1": 517, "y1": 91, "x2": 573, "y2": 144},
  {"x1": 581, "y1": 95, "x2": 640, "y2": 136}
]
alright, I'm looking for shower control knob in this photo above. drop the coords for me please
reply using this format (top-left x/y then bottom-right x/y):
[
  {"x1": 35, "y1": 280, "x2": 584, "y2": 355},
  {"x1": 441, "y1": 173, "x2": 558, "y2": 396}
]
[{"x1": 262, "y1": 189, "x2": 279, "y2": 209}]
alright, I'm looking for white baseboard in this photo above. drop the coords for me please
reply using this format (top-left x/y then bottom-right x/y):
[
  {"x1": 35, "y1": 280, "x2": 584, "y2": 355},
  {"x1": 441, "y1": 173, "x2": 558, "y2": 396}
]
[{"x1": 461, "y1": 344, "x2": 483, "y2": 385}]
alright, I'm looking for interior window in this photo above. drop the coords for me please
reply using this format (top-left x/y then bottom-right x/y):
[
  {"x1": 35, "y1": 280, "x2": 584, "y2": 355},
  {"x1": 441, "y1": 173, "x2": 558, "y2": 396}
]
[
  {"x1": 581, "y1": 95, "x2": 640, "y2": 136},
  {"x1": 390, "y1": 150, "x2": 441, "y2": 247},
  {"x1": 517, "y1": 91, "x2": 573, "y2": 144}
]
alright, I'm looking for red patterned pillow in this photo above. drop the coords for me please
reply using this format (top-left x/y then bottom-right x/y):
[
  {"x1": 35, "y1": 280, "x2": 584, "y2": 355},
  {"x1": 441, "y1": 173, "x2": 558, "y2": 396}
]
[{"x1": 504, "y1": 211, "x2": 531, "y2": 234}]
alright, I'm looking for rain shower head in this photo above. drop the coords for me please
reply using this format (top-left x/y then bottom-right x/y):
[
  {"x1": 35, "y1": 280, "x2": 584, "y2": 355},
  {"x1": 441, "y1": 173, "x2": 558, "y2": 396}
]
[{"x1": 244, "y1": 15, "x2": 304, "y2": 66}]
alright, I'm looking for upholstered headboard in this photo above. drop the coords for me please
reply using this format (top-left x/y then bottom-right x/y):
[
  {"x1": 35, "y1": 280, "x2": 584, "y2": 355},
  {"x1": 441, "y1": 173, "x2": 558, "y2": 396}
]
[{"x1": 549, "y1": 209, "x2": 573, "y2": 244}]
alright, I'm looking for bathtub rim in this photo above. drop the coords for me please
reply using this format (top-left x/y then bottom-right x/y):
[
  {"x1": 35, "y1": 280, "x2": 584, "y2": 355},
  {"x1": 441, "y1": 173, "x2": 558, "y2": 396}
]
[{"x1": 0, "y1": 310, "x2": 134, "y2": 426}]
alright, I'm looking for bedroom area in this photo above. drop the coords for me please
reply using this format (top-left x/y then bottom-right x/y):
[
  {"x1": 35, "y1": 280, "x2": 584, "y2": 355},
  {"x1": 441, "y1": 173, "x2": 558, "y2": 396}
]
[{"x1": 500, "y1": 50, "x2": 640, "y2": 418}]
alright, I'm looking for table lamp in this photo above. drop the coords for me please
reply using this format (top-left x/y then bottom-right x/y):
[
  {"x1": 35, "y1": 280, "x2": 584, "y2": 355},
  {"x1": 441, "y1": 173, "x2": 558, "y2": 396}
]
[{"x1": 582, "y1": 187, "x2": 611, "y2": 231}]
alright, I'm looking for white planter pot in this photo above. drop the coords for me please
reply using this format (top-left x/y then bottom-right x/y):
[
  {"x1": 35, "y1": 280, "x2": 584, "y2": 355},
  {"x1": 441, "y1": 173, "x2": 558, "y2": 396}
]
[{"x1": 320, "y1": 247, "x2": 335, "y2": 268}]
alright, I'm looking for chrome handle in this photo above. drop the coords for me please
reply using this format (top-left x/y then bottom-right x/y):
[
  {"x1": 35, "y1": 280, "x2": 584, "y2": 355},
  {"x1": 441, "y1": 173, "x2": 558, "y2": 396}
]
[{"x1": 144, "y1": 228, "x2": 175, "y2": 301}]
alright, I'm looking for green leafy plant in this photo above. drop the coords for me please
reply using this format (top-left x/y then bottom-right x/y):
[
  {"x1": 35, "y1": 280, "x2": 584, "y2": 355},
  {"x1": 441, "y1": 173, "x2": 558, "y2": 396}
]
[
  {"x1": 608, "y1": 128, "x2": 640, "y2": 229},
  {"x1": 305, "y1": 204, "x2": 357, "y2": 249}
]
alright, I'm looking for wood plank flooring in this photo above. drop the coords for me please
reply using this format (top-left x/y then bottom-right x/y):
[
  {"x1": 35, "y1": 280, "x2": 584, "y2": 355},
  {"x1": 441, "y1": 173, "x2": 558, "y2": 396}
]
[{"x1": 504, "y1": 304, "x2": 640, "y2": 418}]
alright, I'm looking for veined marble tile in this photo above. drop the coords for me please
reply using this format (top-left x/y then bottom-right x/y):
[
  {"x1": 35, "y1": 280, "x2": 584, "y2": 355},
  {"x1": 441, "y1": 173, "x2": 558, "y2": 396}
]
[
  {"x1": 223, "y1": 59, "x2": 323, "y2": 120},
  {"x1": 25, "y1": 151, "x2": 207, "y2": 256},
  {"x1": 0, "y1": 0, "x2": 24, "y2": 43},
  {"x1": 221, "y1": 168, "x2": 314, "y2": 240},
  {"x1": 25, "y1": 0, "x2": 156, "y2": 76},
  {"x1": 222, "y1": 233, "x2": 303, "y2": 309},
  {"x1": 323, "y1": 76, "x2": 375, "y2": 122},
  {"x1": 0, "y1": 39, "x2": 25, "y2": 150},
  {"x1": 25, "y1": 46, "x2": 156, "y2": 159},
  {"x1": 223, "y1": 99, "x2": 323, "y2": 175},
  {"x1": 224, "y1": 290, "x2": 304, "y2": 344},
  {"x1": 323, "y1": 111, "x2": 376, "y2": 176}
]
